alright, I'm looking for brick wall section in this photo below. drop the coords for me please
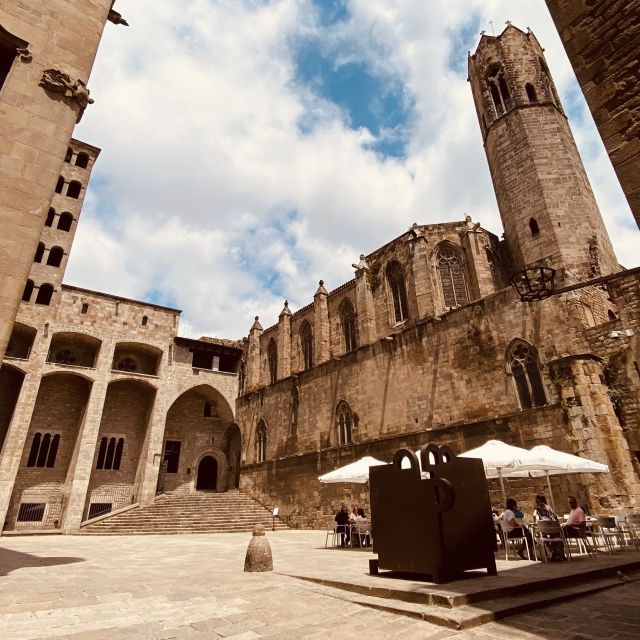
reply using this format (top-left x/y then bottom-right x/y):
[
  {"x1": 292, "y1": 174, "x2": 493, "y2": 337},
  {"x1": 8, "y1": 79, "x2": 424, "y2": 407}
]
[
  {"x1": 0, "y1": 0, "x2": 114, "y2": 362},
  {"x1": 546, "y1": 0, "x2": 640, "y2": 229}
]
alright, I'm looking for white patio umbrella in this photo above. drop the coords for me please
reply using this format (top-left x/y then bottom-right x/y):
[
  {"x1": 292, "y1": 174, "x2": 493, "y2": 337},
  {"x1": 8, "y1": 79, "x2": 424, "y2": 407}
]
[
  {"x1": 519, "y1": 445, "x2": 609, "y2": 513},
  {"x1": 318, "y1": 456, "x2": 387, "y2": 484},
  {"x1": 458, "y1": 439, "x2": 537, "y2": 504}
]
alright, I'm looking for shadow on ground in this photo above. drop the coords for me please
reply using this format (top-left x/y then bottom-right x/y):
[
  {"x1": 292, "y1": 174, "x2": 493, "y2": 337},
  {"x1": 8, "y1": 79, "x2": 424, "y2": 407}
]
[{"x1": 0, "y1": 546, "x2": 84, "y2": 576}]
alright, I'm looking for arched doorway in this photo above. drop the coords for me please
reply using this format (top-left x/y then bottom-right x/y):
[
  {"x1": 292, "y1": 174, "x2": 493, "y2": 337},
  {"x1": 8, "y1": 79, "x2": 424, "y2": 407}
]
[{"x1": 196, "y1": 456, "x2": 218, "y2": 491}]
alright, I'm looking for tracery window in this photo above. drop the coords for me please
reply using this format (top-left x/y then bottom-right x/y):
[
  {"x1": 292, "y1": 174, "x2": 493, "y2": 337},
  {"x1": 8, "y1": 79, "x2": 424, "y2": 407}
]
[
  {"x1": 487, "y1": 66, "x2": 511, "y2": 116},
  {"x1": 340, "y1": 298, "x2": 357, "y2": 352},
  {"x1": 26, "y1": 432, "x2": 60, "y2": 468},
  {"x1": 267, "y1": 339, "x2": 277, "y2": 384},
  {"x1": 299, "y1": 321, "x2": 313, "y2": 370},
  {"x1": 508, "y1": 341, "x2": 547, "y2": 409},
  {"x1": 336, "y1": 401, "x2": 353, "y2": 446},
  {"x1": 96, "y1": 436, "x2": 124, "y2": 470},
  {"x1": 256, "y1": 420, "x2": 267, "y2": 463},
  {"x1": 437, "y1": 245, "x2": 469, "y2": 309},
  {"x1": 386, "y1": 261, "x2": 409, "y2": 323}
]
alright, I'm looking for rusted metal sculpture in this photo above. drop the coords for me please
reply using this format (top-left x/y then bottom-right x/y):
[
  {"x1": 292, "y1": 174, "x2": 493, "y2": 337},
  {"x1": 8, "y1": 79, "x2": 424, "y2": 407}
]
[{"x1": 369, "y1": 444, "x2": 497, "y2": 583}]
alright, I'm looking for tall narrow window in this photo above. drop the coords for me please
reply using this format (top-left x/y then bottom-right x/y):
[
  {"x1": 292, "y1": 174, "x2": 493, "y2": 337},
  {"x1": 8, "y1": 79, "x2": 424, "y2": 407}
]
[
  {"x1": 340, "y1": 298, "x2": 357, "y2": 352},
  {"x1": 97, "y1": 436, "x2": 124, "y2": 470},
  {"x1": 256, "y1": 420, "x2": 267, "y2": 463},
  {"x1": 35, "y1": 284, "x2": 54, "y2": 306},
  {"x1": 529, "y1": 218, "x2": 540, "y2": 237},
  {"x1": 386, "y1": 261, "x2": 409, "y2": 323},
  {"x1": 204, "y1": 401, "x2": 212, "y2": 417},
  {"x1": 437, "y1": 245, "x2": 468, "y2": 309},
  {"x1": 336, "y1": 401, "x2": 353, "y2": 446},
  {"x1": 67, "y1": 181, "x2": 81, "y2": 199},
  {"x1": 97, "y1": 437, "x2": 108, "y2": 469},
  {"x1": 45, "y1": 208, "x2": 56, "y2": 227},
  {"x1": 47, "y1": 246, "x2": 64, "y2": 267},
  {"x1": 34, "y1": 242, "x2": 45, "y2": 263},
  {"x1": 26, "y1": 432, "x2": 59, "y2": 468},
  {"x1": 75, "y1": 152, "x2": 89, "y2": 168},
  {"x1": 299, "y1": 321, "x2": 313, "y2": 370},
  {"x1": 27, "y1": 433, "x2": 41, "y2": 467},
  {"x1": 64, "y1": 147, "x2": 73, "y2": 163},
  {"x1": 267, "y1": 339, "x2": 278, "y2": 384},
  {"x1": 525, "y1": 83, "x2": 538, "y2": 103},
  {"x1": 508, "y1": 341, "x2": 547, "y2": 409},
  {"x1": 81, "y1": 303, "x2": 89, "y2": 314},
  {"x1": 46, "y1": 434, "x2": 60, "y2": 468},
  {"x1": 57, "y1": 212, "x2": 73, "y2": 231},
  {"x1": 164, "y1": 440, "x2": 181, "y2": 473},
  {"x1": 55, "y1": 176, "x2": 65, "y2": 194},
  {"x1": 141, "y1": 315, "x2": 148, "y2": 326},
  {"x1": 105, "y1": 437, "x2": 116, "y2": 469},
  {"x1": 22, "y1": 279, "x2": 34, "y2": 302},
  {"x1": 113, "y1": 438, "x2": 124, "y2": 470},
  {"x1": 290, "y1": 385, "x2": 299, "y2": 427}
]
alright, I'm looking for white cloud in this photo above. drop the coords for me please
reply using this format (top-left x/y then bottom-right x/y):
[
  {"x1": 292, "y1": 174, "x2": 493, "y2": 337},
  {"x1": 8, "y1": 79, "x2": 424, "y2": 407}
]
[{"x1": 68, "y1": 0, "x2": 640, "y2": 339}]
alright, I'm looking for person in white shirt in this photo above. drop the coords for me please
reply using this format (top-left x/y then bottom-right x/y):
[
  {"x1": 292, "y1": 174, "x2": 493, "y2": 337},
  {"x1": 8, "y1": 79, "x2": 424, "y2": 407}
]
[{"x1": 500, "y1": 498, "x2": 532, "y2": 559}]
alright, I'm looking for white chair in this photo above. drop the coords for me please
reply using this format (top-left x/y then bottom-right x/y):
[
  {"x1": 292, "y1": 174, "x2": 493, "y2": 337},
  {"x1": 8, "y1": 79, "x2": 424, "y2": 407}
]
[
  {"x1": 594, "y1": 516, "x2": 622, "y2": 552},
  {"x1": 534, "y1": 520, "x2": 570, "y2": 563},
  {"x1": 500, "y1": 520, "x2": 534, "y2": 560},
  {"x1": 325, "y1": 519, "x2": 338, "y2": 548},
  {"x1": 353, "y1": 519, "x2": 372, "y2": 548}
]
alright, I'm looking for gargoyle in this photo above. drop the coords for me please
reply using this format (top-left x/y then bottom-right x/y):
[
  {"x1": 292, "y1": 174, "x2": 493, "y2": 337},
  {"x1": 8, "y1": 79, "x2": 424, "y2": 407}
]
[{"x1": 39, "y1": 69, "x2": 95, "y2": 123}]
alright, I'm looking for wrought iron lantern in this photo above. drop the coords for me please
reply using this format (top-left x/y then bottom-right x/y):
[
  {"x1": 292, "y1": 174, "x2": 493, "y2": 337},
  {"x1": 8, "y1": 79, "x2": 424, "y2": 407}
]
[{"x1": 510, "y1": 266, "x2": 556, "y2": 302}]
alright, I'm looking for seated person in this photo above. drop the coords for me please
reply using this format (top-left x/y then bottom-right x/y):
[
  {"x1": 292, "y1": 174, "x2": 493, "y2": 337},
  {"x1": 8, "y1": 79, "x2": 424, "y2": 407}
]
[
  {"x1": 562, "y1": 496, "x2": 587, "y2": 538},
  {"x1": 500, "y1": 498, "x2": 533, "y2": 559},
  {"x1": 534, "y1": 494, "x2": 557, "y2": 521},
  {"x1": 335, "y1": 505, "x2": 351, "y2": 547},
  {"x1": 354, "y1": 508, "x2": 370, "y2": 546},
  {"x1": 535, "y1": 494, "x2": 566, "y2": 561}
]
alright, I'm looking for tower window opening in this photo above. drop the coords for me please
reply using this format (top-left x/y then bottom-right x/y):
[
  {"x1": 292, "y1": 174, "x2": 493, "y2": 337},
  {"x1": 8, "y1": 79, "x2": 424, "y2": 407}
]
[
  {"x1": 45, "y1": 208, "x2": 56, "y2": 227},
  {"x1": 141, "y1": 315, "x2": 148, "y2": 326},
  {"x1": 204, "y1": 401, "x2": 212, "y2": 418},
  {"x1": 46, "y1": 246, "x2": 64, "y2": 267},
  {"x1": 57, "y1": 212, "x2": 73, "y2": 231},
  {"x1": 35, "y1": 284, "x2": 54, "y2": 306},
  {"x1": 487, "y1": 66, "x2": 510, "y2": 117},
  {"x1": 508, "y1": 341, "x2": 547, "y2": 409},
  {"x1": 34, "y1": 242, "x2": 45, "y2": 263},
  {"x1": 22, "y1": 279, "x2": 34, "y2": 302},
  {"x1": 66, "y1": 181, "x2": 81, "y2": 199},
  {"x1": 525, "y1": 83, "x2": 538, "y2": 103},
  {"x1": 75, "y1": 152, "x2": 89, "y2": 168},
  {"x1": 81, "y1": 303, "x2": 89, "y2": 314},
  {"x1": 386, "y1": 261, "x2": 409, "y2": 323},
  {"x1": 64, "y1": 147, "x2": 73, "y2": 163},
  {"x1": 489, "y1": 83, "x2": 503, "y2": 116},
  {"x1": 498, "y1": 75, "x2": 512, "y2": 109},
  {"x1": 55, "y1": 176, "x2": 65, "y2": 194},
  {"x1": 529, "y1": 218, "x2": 540, "y2": 237},
  {"x1": 340, "y1": 298, "x2": 358, "y2": 353},
  {"x1": 267, "y1": 339, "x2": 278, "y2": 384}
]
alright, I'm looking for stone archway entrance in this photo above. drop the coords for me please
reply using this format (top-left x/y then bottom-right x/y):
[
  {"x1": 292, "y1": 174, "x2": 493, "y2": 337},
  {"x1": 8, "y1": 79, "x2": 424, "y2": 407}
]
[{"x1": 196, "y1": 456, "x2": 218, "y2": 491}]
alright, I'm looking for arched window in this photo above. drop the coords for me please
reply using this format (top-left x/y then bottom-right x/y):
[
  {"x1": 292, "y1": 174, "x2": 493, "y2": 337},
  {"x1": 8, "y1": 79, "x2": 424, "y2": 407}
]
[
  {"x1": 141, "y1": 315, "x2": 148, "y2": 326},
  {"x1": 35, "y1": 283, "x2": 54, "y2": 306},
  {"x1": 64, "y1": 147, "x2": 73, "y2": 163},
  {"x1": 508, "y1": 341, "x2": 547, "y2": 409},
  {"x1": 96, "y1": 437, "x2": 107, "y2": 469},
  {"x1": 113, "y1": 438, "x2": 124, "y2": 470},
  {"x1": 46, "y1": 246, "x2": 64, "y2": 267},
  {"x1": 75, "y1": 152, "x2": 89, "y2": 168},
  {"x1": 436, "y1": 245, "x2": 469, "y2": 309},
  {"x1": 525, "y1": 83, "x2": 538, "y2": 103},
  {"x1": 34, "y1": 242, "x2": 45, "y2": 263},
  {"x1": 340, "y1": 298, "x2": 357, "y2": 352},
  {"x1": 55, "y1": 176, "x2": 65, "y2": 194},
  {"x1": 57, "y1": 212, "x2": 73, "y2": 231},
  {"x1": 204, "y1": 401, "x2": 212, "y2": 417},
  {"x1": 299, "y1": 321, "x2": 313, "y2": 370},
  {"x1": 386, "y1": 261, "x2": 409, "y2": 323},
  {"x1": 336, "y1": 401, "x2": 353, "y2": 446},
  {"x1": 529, "y1": 218, "x2": 540, "y2": 236},
  {"x1": 45, "y1": 208, "x2": 56, "y2": 227},
  {"x1": 255, "y1": 420, "x2": 267, "y2": 463},
  {"x1": 267, "y1": 339, "x2": 277, "y2": 384},
  {"x1": 22, "y1": 279, "x2": 34, "y2": 302},
  {"x1": 487, "y1": 65, "x2": 511, "y2": 116},
  {"x1": 26, "y1": 432, "x2": 59, "y2": 468},
  {"x1": 66, "y1": 181, "x2": 81, "y2": 199},
  {"x1": 97, "y1": 436, "x2": 124, "y2": 470},
  {"x1": 105, "y1": 437, "x2": 116, "y2": 469}
]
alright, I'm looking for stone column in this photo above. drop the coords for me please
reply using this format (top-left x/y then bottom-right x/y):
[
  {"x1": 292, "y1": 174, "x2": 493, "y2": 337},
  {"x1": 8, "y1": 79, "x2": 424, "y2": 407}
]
[
  {"x1": 408, "y1": 228, "x2": 434, "y2": 318},
  {"x1": 0, "y1": 372, "x2": 42, "y2": 535},
  {"x1": 460, "y1": 216, "x2": 496, "y2": 300},
  {"x1": 313, "y1": 280, "x2": 330, "y2": 364},
  {"x1": 352, "y1": 255, "x2": 376, "y2": 346},
  {"x1": 277, "y1": 301, "x2": 291, "y2": 380},
  {"x1": 549, "y1": 354, "x2": 640, "y2": 512},
  {"x1": 136, "y1": 395, "x2": 168, "y2": 506},
  {"x1": 245, "y1": 316, "x2": 263, "y2": 392}
]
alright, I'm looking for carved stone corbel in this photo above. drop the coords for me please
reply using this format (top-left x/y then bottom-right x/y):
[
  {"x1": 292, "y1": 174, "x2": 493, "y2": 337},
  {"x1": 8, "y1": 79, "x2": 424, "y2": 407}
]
[{"x1": 39, "y1": 69, "x2": 95, "y2": 123}]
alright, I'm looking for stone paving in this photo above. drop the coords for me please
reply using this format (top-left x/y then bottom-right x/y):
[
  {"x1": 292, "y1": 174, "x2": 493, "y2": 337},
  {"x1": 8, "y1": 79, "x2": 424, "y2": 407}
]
[{"x1": 0, "y1": 531, "x2": 638, "y2": 639}]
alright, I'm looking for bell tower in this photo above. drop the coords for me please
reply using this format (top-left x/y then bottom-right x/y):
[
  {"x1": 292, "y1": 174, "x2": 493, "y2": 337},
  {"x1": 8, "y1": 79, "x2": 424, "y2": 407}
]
[{"x1": 468, "y1": 25, "x2": 618, "y2": 279}]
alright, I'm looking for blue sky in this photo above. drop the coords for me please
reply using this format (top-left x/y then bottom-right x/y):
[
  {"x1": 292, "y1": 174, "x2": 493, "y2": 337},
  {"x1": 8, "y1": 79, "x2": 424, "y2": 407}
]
[{"x1": 70, "y1": 0, "x2": 640, "y2": 339}]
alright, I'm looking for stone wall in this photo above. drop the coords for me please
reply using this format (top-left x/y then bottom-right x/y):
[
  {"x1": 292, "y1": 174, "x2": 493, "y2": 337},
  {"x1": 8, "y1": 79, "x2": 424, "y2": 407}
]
[{"x1": 546, "y1": 0, "x2": 640, "y2": 229}]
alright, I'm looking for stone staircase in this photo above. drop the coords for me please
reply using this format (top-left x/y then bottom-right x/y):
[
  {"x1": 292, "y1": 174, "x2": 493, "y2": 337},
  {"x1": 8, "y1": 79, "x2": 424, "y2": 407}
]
[{"x1": 80, "y1": 491, "x2": 287, "y2": 535}]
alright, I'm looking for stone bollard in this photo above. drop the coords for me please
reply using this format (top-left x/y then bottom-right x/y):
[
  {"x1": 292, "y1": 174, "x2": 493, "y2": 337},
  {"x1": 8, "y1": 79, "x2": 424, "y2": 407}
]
[{"x1": 244, "y1": 524, "x2": 273, "y2": 572}]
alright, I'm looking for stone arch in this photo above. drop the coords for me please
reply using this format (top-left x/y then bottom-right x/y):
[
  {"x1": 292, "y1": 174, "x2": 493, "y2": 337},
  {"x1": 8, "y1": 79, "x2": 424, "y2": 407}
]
[
  {"x1": 432, "y1": 241, "x2": 469, "y2": 312},
  {"x1": 505, "y1": 338, "x2": 547, "y2": 410},
  {"x1": 193, "y1": 449, "x2": 227, "y2": 492},
  {"x1": 112, "y1": 341, "x2": 163, "y2": 376},
  {"x1": 47, "y1": 331, "x2": 102, "y2": 369}
]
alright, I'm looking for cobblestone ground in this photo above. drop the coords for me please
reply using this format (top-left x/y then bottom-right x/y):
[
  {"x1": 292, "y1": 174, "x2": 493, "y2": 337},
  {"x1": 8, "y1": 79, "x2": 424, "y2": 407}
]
[{"x1": 0, "y1": 531, "x2": 638, "y2": 640}]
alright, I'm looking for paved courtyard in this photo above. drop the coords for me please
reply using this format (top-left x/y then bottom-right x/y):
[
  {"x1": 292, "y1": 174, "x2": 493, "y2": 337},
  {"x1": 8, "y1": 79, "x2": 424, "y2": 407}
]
[{"x1": 0, "y1": 531, "x2": 639, "y2": 640}]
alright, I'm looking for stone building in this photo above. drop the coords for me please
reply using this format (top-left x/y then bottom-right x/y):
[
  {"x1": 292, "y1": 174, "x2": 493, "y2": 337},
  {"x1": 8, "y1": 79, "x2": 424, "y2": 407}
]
[
  {"x1": 0, "y1": 1, "x2": 126, "y2": 367},
  {"x1": 0, "y1": 138, "x2": 244, "y2": 533},
  {"x1": 546, "y1": 0, "x2": 640, "y2": 230},
  {"x1": 235, "y1": 25, "x2": 640, "y2": 528}
]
